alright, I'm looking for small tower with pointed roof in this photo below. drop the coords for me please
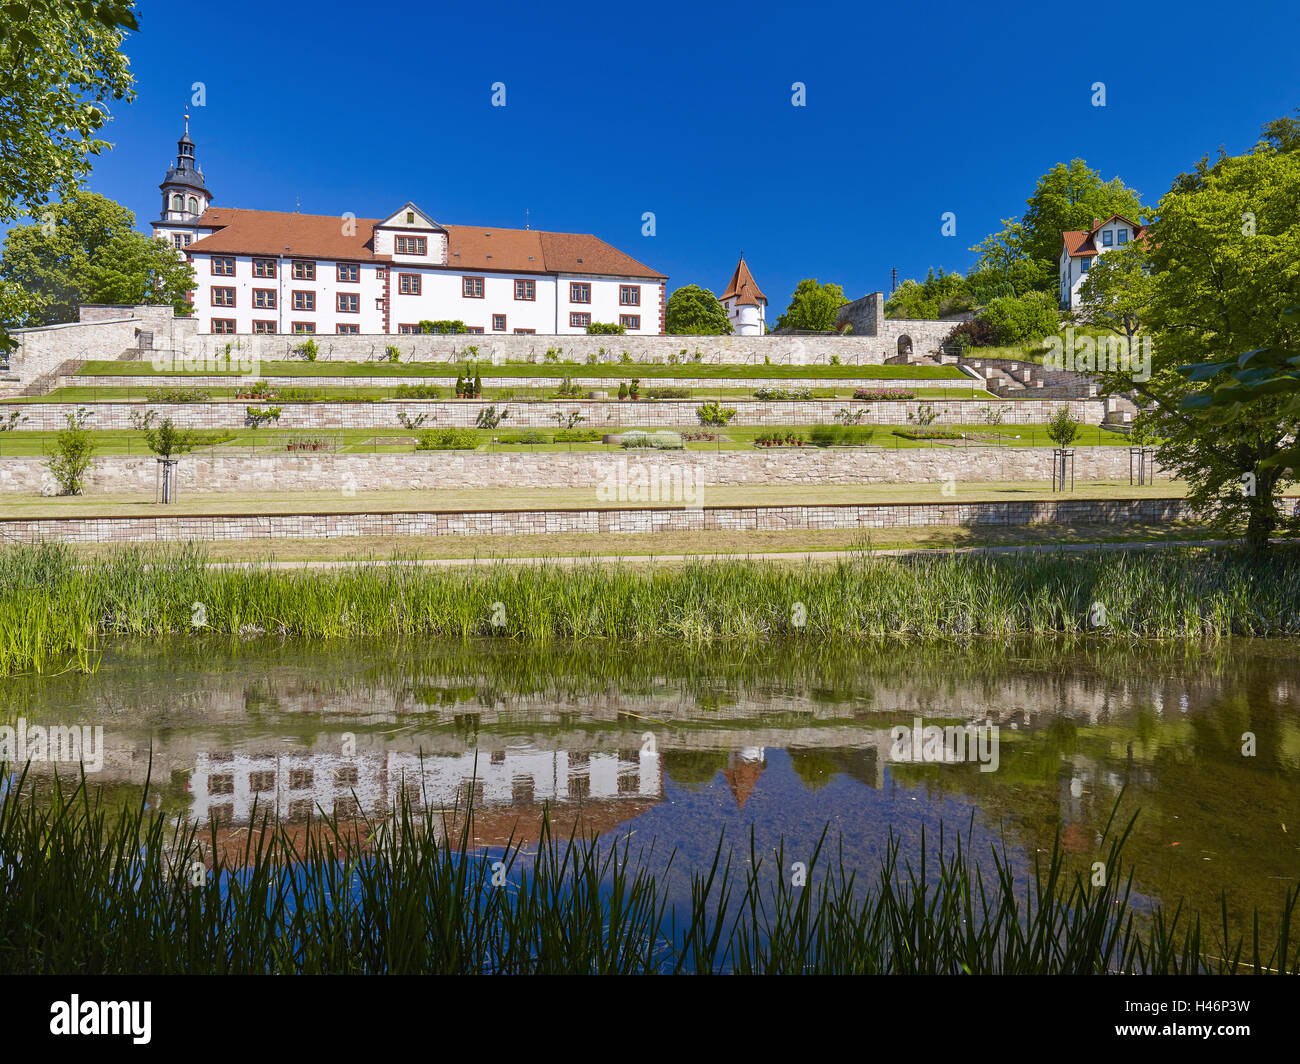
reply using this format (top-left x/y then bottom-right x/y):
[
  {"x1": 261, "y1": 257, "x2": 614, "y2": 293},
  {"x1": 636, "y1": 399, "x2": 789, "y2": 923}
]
[
  {"x1": 719, "y1": 254, "x2": 767, "y2": 335},
  {"x1": 152, "y1": 113, "x2": 212, "y2": 251}
]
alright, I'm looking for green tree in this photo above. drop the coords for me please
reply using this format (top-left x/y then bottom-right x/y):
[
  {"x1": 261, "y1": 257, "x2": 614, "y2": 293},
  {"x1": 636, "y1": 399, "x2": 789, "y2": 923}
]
[
  {"x1": 45, "y1": 408, "x2": 97, "y2": 495},
  {"x1": 973, "y1": 160, "x2": 1149, "y2": 294},
  {"x1": 0, "y1": 1, "x2": 138, "y2": 350},
  {"x1": 665, "y1": 284, "x2": 732, "y2": 335},
  {"x1": 884, "y1": 268, "x2": 974, "y2": 319},
  {"x1": 0, "y1": 191, "x2": 192, "y2": 326},
  {"x1": 82, "y1": 231, "x2": 196, "y2": 311},
  {"x1": 977, "y1": 291, "x2": 1059, "y2": 345},
  {"x1": 775, "y1": 278, "x2": 849, "y2": 332},
  {"x1": 1102, "y1": 121, "x2": 1300, "y2": 554},
  {"x1": 0, "y1": 2, "x2": 136, "y2": 223},
  {"x1": 1074, "y1": 243, "x2": 1155, "y2": 346}
]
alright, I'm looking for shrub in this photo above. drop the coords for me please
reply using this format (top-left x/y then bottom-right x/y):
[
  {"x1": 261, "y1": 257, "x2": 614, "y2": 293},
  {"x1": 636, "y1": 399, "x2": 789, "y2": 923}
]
[
  {"x1": 415, "y1": 428, "x2": 478, "y2": 450},
  {"x1": 907, "y1": 402, "x2": 939, "y2": 428},
  {"x1": 386, "y1": 345, "x2": 403, "y2": 362},
  {"x1": 892, "y1": 428, "x2": 963, "y2": 440},
  {"x1": 853, "y1": 388, "x2": 914, "y2": 400},
  {"x1": 393, "y1": 384, "x2": 442, "y2": 399},
  {"x1": 396, "y1": 412, "x2": 429, "y2": 430},
  {"x1": 754, "y1": 387, "x2": 813, "y2": 400},
  {"x1": 585, "y1": 322, "x2": 626, "y2": 334},
  {"x1": 143, "y1": 387, "x2": 210, "y2": 402},
  {"x1": 977, "y1": 291, "x2": 1059, "y2": 346},
  {"x1": 294, "y1": 338, "x2": 320, "y2": 361},
  {"x1": 553, "y1": 428, "x2": 603, "y2": 442},
  {"x1": 419, "y1": 320, "x2": 467, "y2": 334},
  {"x1": 944, "y1": 317, "x2": 998, "y2": 351},
  {"x1": 44, "y1": 409, "x2": 96, "y2": 495},
  {"x1": 644, "y1": 386, "x2": 691, "y2": 399},
  {"x1": 621, "y1": 430, "x2": 684, "y2": 449},
  {"x1": 618, "y1": 381, "x2": 629, "y2": 400},
  {"x1": 552, "y1": 375, "x2": 585, "y2": 399},
  {"x1": 497, "y1": 430, "x2": 550, "y2": 444},
  {"x1": 696, "y1": 401, "x2": 736, "y2": 426},
  {"x1": 810, "y1": 424, "x2": 874, "y2": 447},
  {"x1": 245, "y1": 405, "x2": 281, "y2": 428}
]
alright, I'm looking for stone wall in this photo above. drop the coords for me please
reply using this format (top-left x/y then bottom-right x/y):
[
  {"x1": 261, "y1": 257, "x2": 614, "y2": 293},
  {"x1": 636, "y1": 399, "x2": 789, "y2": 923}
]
[
  {"x1": 0, "y1": 397, "x2": 1106, "y2": 430},
  {"x1": 834, "y1": 292, "x2": 969, "y2": 360},
  {"x1": 0, "y1": 497, "x2": 1193, "y2": 544},
  {"x1": 0, "y1": 445, "x2": 1168, "y2": 495}
]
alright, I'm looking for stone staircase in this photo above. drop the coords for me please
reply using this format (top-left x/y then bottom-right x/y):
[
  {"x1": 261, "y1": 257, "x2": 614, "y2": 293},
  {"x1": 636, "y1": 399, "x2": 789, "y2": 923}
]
[
  {"x1": 20, "y1": 358, "x2": 85, "y2": 397},
  {"x1": 960, "y1": 355, "x2": 1099, "y2": 399}
]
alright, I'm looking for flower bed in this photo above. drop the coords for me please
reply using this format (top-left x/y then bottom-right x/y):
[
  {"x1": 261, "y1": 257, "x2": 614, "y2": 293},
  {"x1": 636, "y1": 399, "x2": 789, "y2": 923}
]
[
  {"x1": 853, "y1": 388, "x2": 915, "y2": 400},
  {"x1": 754, "y1": 432, "x2": 806, "y2": 447}
]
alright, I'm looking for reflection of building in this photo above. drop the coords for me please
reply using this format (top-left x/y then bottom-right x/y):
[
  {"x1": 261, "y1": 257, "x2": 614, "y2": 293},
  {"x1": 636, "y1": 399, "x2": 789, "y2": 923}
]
[
  {"x1": 189, "y1": 746, "x2": 662, "y2": 828},
  {"x1": 723, "y1": 747, "x2": 767, "y2": 808}
]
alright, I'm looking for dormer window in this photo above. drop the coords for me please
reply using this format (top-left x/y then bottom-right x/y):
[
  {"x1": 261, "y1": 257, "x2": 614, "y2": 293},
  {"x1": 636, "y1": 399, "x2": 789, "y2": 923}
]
[
  {"x1": 172, "y1": 194, "x2": 184, "y2": 211},
  {"x1": 1117, "y1": 228, "x2": 1129, "y2": 244},
  {"x1": 395, "y1": 236, "x2": 426, "y2": 255},
  {"x1": 187, "y1": 196, "x2": 198, "y2": 214},
  {"x1": 1102, "y1": 230, "x2": 1114, "y2": 247}
]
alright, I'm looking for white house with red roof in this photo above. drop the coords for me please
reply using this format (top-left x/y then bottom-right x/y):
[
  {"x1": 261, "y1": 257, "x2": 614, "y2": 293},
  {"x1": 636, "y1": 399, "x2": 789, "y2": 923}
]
[
  {"x1": 719, "y1": 255, "x2": 767, "y2": 335},
  {"x1": 1058, "y1": 214, "x2": 1149, "y2": 310},
  {"x1": 151, "y1": 122, "x2": 666, "y2": 336}
]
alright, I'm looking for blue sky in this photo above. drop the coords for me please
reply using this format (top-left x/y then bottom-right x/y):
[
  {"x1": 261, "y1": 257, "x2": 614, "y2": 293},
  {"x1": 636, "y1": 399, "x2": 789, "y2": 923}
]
[{"x1": 83, "y1": 0, "x2": 1298, "y2": 310}]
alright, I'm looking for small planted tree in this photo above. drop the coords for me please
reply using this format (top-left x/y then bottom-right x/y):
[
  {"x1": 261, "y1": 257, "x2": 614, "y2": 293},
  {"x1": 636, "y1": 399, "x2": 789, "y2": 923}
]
[
  {"x1": 397, "y1": 411, "x2": 429, "y2": 430},
  {"x1": 555, "y1": 410, "x2": 586, "y2": 431},
  {"x1": 1046, "y1": 408, "x2": 1081, "y2": 448},
  {"x1": 133, "y1": 411, "x2": 200, "y2": 503},
  {"x1": 476, "y1": 405, "x2": 509, "y2": 429},
  {"x1": 45, "y1": 408, "x2": 96, "y2": 496},
  {"x1": 907, "y1": 402, "x2": 939, "y2": 428}
]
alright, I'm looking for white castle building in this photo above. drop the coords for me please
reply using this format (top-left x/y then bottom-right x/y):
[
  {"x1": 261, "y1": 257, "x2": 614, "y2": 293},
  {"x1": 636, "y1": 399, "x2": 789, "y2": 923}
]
[{"x1": 152, "y1": 119, "x2": 667, "y2": 336}]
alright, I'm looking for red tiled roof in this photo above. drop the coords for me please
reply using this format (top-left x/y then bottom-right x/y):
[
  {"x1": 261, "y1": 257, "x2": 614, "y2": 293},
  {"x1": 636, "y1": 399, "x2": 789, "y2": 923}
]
[
  {"x1": 720, "y1": 257, "x2": 766, "y2": 306},
  {"x1": 186, "y1": 207, "x2": 665, "y2": 278},
  {"x1": 1062, "y1": 215, "x2": 1150, "y2": 258}
]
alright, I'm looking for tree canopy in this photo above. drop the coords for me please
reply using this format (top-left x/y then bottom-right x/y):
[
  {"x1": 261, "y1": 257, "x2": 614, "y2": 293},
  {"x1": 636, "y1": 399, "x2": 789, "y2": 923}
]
[
  {"x1": 664, "y1": 284, "x2": 732, "y2": 335},
  {"x1": 972, "y1": 159, "x2": 1150, "y2": 295},
  {"x1": 0, "y1": 191, "x2": 195, "y2": 326},
  {"x1": 1098, "y1": 116, "x2": 1300, "y2": 552},
  {"x1": 774, "y1": 279, "x2": 848, "y2": 332}
]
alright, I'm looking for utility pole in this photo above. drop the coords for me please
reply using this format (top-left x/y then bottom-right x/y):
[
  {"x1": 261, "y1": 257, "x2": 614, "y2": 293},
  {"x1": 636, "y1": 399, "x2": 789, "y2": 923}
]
[{"x1": 891, "y1": 267, "x2": 898, "y2": 293}]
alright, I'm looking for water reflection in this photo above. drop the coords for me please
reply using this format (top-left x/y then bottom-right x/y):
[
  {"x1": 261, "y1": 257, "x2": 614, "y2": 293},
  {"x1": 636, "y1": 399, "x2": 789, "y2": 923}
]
[{"x1": 3, "y1": 637, "x2": 1298, "y2": 931}]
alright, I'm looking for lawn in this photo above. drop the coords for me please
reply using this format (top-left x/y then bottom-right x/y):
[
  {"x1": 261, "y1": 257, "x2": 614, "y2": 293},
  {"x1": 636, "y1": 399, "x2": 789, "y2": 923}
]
[
  {"x1": 75, "y1": 358, "x2": 970, "y2": 380},
  {"x1": 0, "y1": 422, "x2": 1136, "y2": 457},
  {"x1": 24, "y1": 383, "x2": 994, "y2": 403},
  {"x1": 0, "y1": 479, "x2": 1192, "y2": 519}
]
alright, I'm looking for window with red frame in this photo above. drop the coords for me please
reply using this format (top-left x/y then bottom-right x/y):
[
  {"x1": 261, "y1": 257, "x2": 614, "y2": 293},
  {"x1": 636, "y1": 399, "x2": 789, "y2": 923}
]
[
  {"x1": 619, "y1": 285, "x2": 640, "y2": 306},
  {"x1": 570, "y1": 282, "x2": 591, "y2": 303},
  {"x1": 291, "y1": 260, "x2": 315, "y2": 280},
  {"x1": 212, "y1": 319, "x2": 236, "y2": 334},
  {"x1": 395, "y1": 236, "x2": 427, "y2": 255},
  {"x1": 492, "y1": 314, "x2": 506, "y2": 331},
  {"x1": 253, "y1": 289, "x2": 275, "y2": 309},
  {"x1": 514, "y1": 279, "x2": 535, "y2": 300},
  {"x1": 292, "y1": 322, "x2": 315, "y2": 334},
  {"x1": 292, "y1": 290, "x2": 315, "y2": 312},
  {"x1": 253, "y1": 258, "x2": 276, "y2": 278},
  {"x1": 336, "y1": 262, "x2": 360, "y2": 283},
  {"x1": 398, "y1": 274, "x2": 420, "y2": 296},
  {"x1": 253, "y1": 321, "x2": 276, "y2": 334},
  {"x1": 569, "y1": 312, "x2": 591, "y2": 328},
  {"x1": 337, "y1": 292, "x2": 359, "y2": 313},
  {"x1": 463, "y1": 276, "x2": 484, "y2": 298},
  {"x1": 211, "y1": 257, "x2": 235, "y2": 276},
  {"x1": 337, "y1": 323, "x2": 359, "y2": 334},
  {"x1": 619, "y1": 314, "x2": 641, "y2": 330},
  {"x1": 211, "y1": 287, "x2": 235, "y2": 307}
]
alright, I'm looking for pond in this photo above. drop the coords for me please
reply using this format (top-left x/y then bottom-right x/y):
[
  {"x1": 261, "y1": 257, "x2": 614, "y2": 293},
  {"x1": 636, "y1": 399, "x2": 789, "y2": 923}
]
[{"x1": 3, "y1": 637, "x2": 1298, "y2": 938}]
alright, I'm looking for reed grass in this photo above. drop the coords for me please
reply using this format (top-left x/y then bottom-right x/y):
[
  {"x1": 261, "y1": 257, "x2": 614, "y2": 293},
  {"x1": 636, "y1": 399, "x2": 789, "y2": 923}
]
[
  {"x1": 2, "y1": 543, "x2": 1300, "y2": 675},
  {"x1": 1, "y1": 765, "x2": 1294, "y2": 974}
]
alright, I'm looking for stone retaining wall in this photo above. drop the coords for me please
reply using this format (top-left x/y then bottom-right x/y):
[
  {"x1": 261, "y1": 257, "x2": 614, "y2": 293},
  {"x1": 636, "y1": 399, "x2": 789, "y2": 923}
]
[
  {"x1": 0, "y1": 497, "x2": 1192, "y2": 544},
  {"x1": 1, "y1": 397, "x2": 1105, "y2": 430},
  {"x1": 0, "y1": 446, "x2": 1167, "y2": 495}
]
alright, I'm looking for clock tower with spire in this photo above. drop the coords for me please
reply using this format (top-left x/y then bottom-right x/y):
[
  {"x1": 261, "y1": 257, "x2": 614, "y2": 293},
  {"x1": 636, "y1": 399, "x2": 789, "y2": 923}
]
[{"x1": 152, "y1": 113, "x2": 212, "y2": 251}]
